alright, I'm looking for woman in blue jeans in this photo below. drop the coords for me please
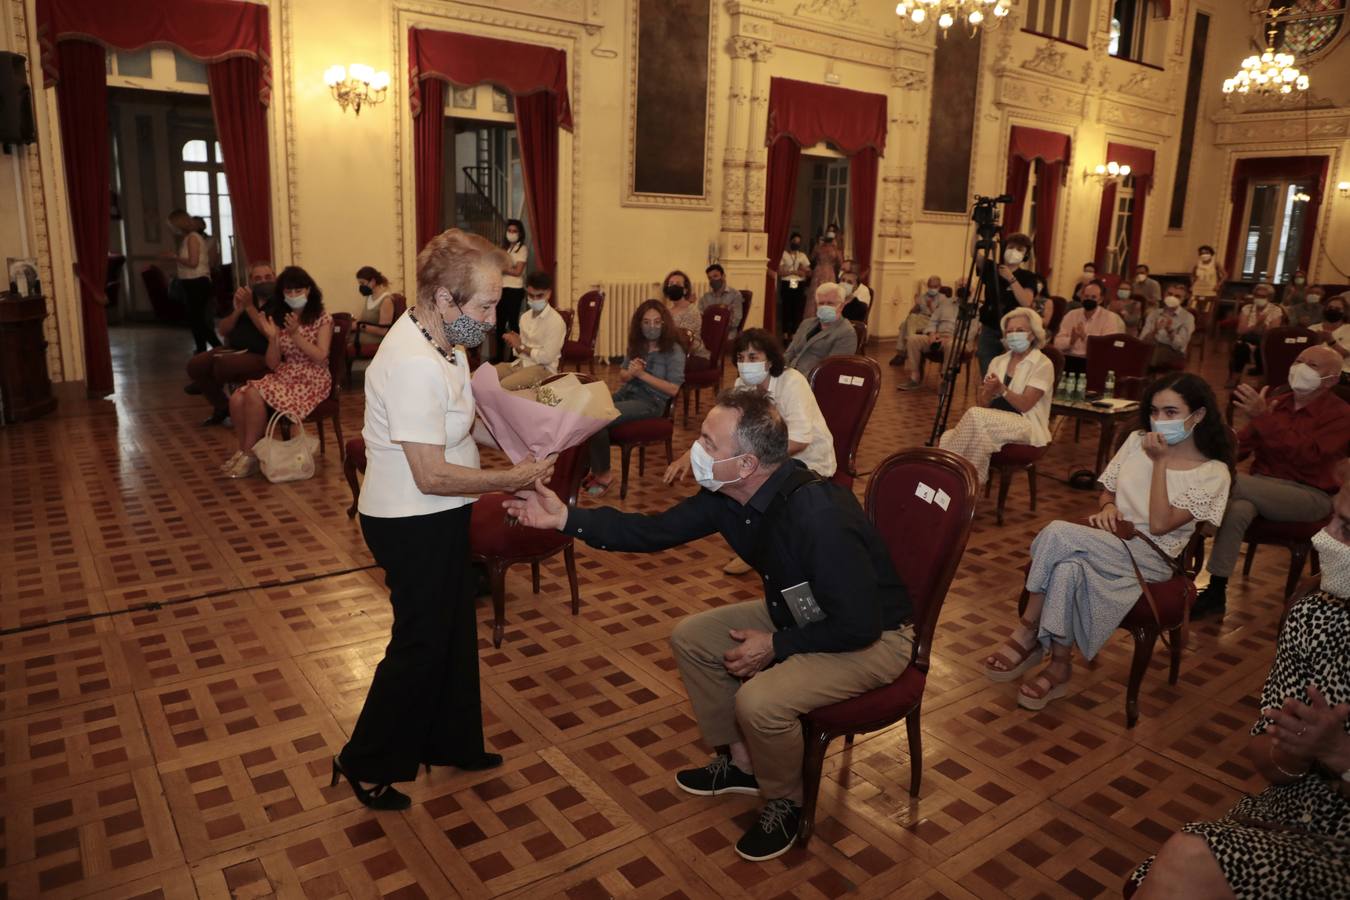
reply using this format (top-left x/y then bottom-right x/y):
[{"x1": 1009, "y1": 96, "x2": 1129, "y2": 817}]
[{"x1": 586, "y1": 299, "x2": 687, "y2": 495}]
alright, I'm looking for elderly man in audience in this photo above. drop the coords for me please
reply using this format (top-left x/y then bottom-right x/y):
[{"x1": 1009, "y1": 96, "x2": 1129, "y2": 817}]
[
  {"x1": 1053, "y1": 279, "x2": 1125, "y2": 375},
  {"x1": 506, "y1": 391, "x2": 912, "y2": 863},
  {"x1": 891, "y1": 275, "x2": 947, "y2": 366},
  {"x1": 1129, "y1": 476, "x2": 1350, "y2": 899},
  {"x1": 784, "y1": 282, "x2": 857, "y2": 375},
  {"x1": 898, "y1": 282, "x2": 959, "y2": 392},
  {"x1": 700, "y1": 264, "x2": 745, "y2": 336},
  {"x1": 1140, "y1": 282, "x2": 1196, "y2": 371},
  {"x1": 1312, "y1": 294, "x2": 1350, "y2": 383},
  {"x1": 1132, "y1": 264, "x2": 1162, "y2": 307},
  {"x1": 494, "y1": 271, "x2": 566, "y2": 391},
  {"x1": 1287, "y1": 283, "x2": 1326, "y2": 328},
  {"x1": 185, "y1": 260, "x2": 277, "y2": 426},
  {"x1": 1110, "y1": 283, "x2": 1145, "y2": 335},
  {"x1": 1193, "y1": 345, "x2": 1350, "y2": 617},
  {"x1": 1226, "y1": 283, "x2": 1286, "y2": 388}
]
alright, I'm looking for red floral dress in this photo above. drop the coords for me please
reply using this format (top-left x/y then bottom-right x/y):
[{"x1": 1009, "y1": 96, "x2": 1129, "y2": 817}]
[{"x1": 247, "y1": 312, "x2": 333, "y2": 417}]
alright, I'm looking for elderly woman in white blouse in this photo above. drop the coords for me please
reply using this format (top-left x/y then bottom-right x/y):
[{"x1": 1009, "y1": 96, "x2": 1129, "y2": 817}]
[
  {"x1": 334, "y1": 229, "x2": 553, "y2": 812},
  {"x1": 938, "y1": 307, "x2": 1056, "y2": 484}
]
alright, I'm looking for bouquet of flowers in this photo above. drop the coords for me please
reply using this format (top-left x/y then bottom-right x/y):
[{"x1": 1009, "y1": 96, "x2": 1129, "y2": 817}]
[{"x1": 470, "y1": 365, "x2": 620, "y2": 463}]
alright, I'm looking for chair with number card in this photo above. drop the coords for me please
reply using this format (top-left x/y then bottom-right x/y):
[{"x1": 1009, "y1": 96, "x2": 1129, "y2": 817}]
[
  {"x1": 808, "y1": 355, "x2": 881, "y2": 489},
  {"x1": 986, "y1": 347, "x2": 1064, "y2": 526}
]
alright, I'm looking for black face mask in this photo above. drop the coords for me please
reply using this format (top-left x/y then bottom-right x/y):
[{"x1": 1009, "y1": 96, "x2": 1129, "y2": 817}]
[
  {"x1": 663, "y1": 284, "x2": 685, "y2": 301},
  {"x1": 359, "y1": 284, "x2": 374, "y2": 297},
  {"x1": 1082, "y1": 299, "x2": 1099, "y2": 312},
  {"x1": 790, "y1": 242, "x2": 802, "y2": 250},
  {"x1": 709, "y1": 279, "x2": 723, "y2": 291},
  {"x1": 1324, "y1": 308, "x2": 1346, "y2": 323},
  {"x1": 251, "y1": 282, "x2": 276, "y2": 304}
]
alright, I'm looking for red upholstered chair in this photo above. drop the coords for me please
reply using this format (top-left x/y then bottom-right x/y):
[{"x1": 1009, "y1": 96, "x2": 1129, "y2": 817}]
[
  {"x1": 681, "y1": 304, "x2": 733, "y2": 426},
  {"x1": 809, "y1": 355, "x2": 882, "y2": 489},
  {"x1": 1241, "y1": 516, "x2": 1330, "y2": 601},
  {"x1": 797, "y1": 448, "x2": 980, "y2": 847},
  {"x1": 1260, "y1": 325, "x2": 1317, "y2": 390},
  {"x1": 610, "y1": 394, "x2": 677, "y2": 500},
  {"x1": 986, "y1": 346, "x2": 1064, "y2": 525},
  {"x1": 302, "y1": 313, "x2": 354, "y2": 458},
  {"x1": 1085, "y1": 333, "x2": 1150, "y2": 398},
  {"x1": 559, "y1": 308, "x2": 575, "y2": 339},
  {"x1": 920, "y1": 341, "x2": 976, "y2": 395},
  {"x1": 347, "y1": 293, "x2": 407, "y2": 383},
  {"x1": 561, "y1": 290, "x2": 604, "y2": 374},
  {"x1": 851, "y1": 320, "x2": 868, "y2": 353},
  {"x1": 344, "y1": 437, "x2": 367, "y2": 518}
]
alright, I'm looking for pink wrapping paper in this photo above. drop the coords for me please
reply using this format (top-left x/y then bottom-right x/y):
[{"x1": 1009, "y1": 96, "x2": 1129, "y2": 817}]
[{"x1": 471, "y1": 365, "x2": 619, "y2": 463}]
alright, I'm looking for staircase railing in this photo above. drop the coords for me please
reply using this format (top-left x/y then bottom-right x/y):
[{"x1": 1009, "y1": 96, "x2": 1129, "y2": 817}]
[{"x1": 461, "y1": 164, "x2": 508, "y2": 245}]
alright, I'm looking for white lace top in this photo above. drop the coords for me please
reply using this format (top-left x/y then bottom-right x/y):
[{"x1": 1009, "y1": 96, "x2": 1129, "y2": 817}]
[
  {"x1": 1312, "y1": 530, "x2": 1350, "y2": 599},
  {"x1": 1098, "y1": 431, "x2": 1231, "y2": 557}
]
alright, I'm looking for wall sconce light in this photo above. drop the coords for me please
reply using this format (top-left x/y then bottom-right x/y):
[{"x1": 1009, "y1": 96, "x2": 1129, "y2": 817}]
[
  {"x1": 324, "y1": 64, "x2": 390, "y2": 115},
  {"x1": 1293, "y1": 191, "x2": 1312, "y2": 203},
  {"x1": 1338, "y1": 181, "x2": 1350, "y2": 198},
  {"x1": 1085, "y1": 161, "x2": 1132, "y2": 183}
]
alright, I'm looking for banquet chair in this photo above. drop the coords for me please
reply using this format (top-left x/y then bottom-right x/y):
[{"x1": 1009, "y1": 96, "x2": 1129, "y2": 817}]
[
  {"x1": 344, "y1": 437, "x2": 366, "y2": 518},
  {"x1": 561, "y1": 290, "x2": 604, "y2": 374},
  {"x1": 681, "y1": 304, "x2": 732, "y2": 425},
  {"x1": 1085, "y1": 334, "x2": 1150, "y2": 398},
  {"x1": 986, "y1": 347, "x2": 1064, "y2": 525},
  {"x1": 851, "y1": 320, "x2": 868, "y2": 353},
  {"x1": 611, "y1": 394, "x2": 676, "y2": 500},
  {"x1": 347, "y1": 292, "x2": 407, "y2": 383},
  {"x1": 809, "y1": 355, "x2": 881, "y2": 489},
  {"x1": 1225, "y1": 326, "x2": 1317, "y2": 422},
  {"x1": 797, "y1": 448, "x2": 979, "y2": 847},
  {"x1": 302, "y1": 313, "x2": 354, "y2": 458}
]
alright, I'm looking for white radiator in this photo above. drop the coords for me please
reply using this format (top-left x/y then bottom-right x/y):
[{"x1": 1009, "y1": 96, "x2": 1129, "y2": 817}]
[{"x1": 593, "y1": 278, "x2": 710, "y2": 359}]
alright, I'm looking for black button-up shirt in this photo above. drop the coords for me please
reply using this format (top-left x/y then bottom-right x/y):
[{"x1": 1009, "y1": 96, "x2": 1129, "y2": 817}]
[{"x1": 564, "y1": 460, "x2": 911, "y2": 660}]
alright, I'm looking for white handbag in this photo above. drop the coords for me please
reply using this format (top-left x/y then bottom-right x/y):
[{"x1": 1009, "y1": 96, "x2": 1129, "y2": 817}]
[{"x1": 253, "y1": 411, "x2": 319, "y2": 483}]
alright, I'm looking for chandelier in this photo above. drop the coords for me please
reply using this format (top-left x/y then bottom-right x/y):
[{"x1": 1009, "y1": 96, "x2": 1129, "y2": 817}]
[
  {"x1": 1222, "y1": 7, "x2": 1311, "y2": 102},
  {"x1": 894, "y1": 0, "x2": 1013, "y2": 35}
]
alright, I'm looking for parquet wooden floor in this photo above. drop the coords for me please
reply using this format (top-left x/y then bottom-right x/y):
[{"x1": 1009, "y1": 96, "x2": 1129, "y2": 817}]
[{"x1": 0, "y1": 324, "x2": 1295, "y2": 898}]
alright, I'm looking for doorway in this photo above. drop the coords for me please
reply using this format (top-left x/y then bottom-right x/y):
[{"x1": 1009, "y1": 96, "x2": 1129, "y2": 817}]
[
  {"x1": 1239, "y1": 179, "x2": 1315, "y2": 284},
  {"x1": 441, "y1": 84, "x2": 526, "y2": 250},
  {"x1": 1104, "y1": 174, "x2": 1137, "y2": 278},
  {"x1": 791, "y1": 153, "x2": 851, "y2": 260}
]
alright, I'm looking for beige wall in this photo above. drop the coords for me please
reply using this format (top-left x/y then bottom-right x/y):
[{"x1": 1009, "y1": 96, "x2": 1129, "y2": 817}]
[{"x1": 15, "y1": 0, "x2": 1350, "y2": 384}]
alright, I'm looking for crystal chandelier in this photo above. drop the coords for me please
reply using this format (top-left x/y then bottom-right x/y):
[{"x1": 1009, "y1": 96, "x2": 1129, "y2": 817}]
[
  {"x1": 894, "y1": 0, "x2": 1013, "y2": 35},
  {"x1": 1222, "y1": 8, "x2": 1311, "y2": 102}
]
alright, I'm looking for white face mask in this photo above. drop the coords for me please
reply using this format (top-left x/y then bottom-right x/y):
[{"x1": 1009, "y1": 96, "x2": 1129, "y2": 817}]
[
  {"x1": 1164, "y1": 295, "x2": 1182, "y2": 309},
  {"x1": 283, "y1": 291, "x2": 308, "y2": 310},
  {"x1": 1254, "y1": 296, "x2": 1269, "y2": 308},
  {"x1": 1199, "y1": 253, "x2": 1213, "y2": 263},
  {"x1": 926, "y1": 287, "x2": 939, "y2": 297},
  {"x1": 1003, "y1": 248, "x2": 1025, "y2": 266},
  {"x1": 1288, "y1": 362, "x2": 1329, "y2": 395},
  {"x1": 1311, "y1": 528, "x2": 1350, "y2": 596},
  {"x1": 1135, "y1": 274, "x2": 1147, "y2": 283},
  {"x1": 528, "y1": 299, "x2": 548, "y2": 313},
  {"x1": 1308, "y1": 294, "x2": 1323, "y2": 305},
  {"x1": 689, "y1": 441, "x2": 747, "y2": 492},
  {"x1": 737, "y1": 360, "x2": 769, "y2": 386}
]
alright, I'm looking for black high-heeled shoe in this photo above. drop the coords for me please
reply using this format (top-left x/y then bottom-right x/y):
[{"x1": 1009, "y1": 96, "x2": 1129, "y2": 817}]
[
  {"x1": 330, "y1": 757, "x2": 411, "y2": 810},
  {"x1": 423, "y1": 752, "x2": 504, "y2": 774}
]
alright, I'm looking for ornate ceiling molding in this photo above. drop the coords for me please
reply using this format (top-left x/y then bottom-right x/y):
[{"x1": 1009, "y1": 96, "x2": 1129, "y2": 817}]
[{"x1": 1214, "y1": 109, "x2": 1350, "y2": 145}]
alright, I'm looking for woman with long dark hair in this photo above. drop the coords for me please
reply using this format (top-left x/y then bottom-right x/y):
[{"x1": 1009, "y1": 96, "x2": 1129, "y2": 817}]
[
  {"x1": 982, "y1": 372, "x2": 1235, "y2": 710},
  {"x1": 584, "y1": 299, "x2": 687, "y2": 496},
  {"x1": 663, "y1": 269, "x2": 707, "y2": 364},
  {"x1": 495, "y1": 218, "x2": 529, "y2": 363},
  {"x1": 221, "y1": 266, "x2": 332, "y2": 478}
]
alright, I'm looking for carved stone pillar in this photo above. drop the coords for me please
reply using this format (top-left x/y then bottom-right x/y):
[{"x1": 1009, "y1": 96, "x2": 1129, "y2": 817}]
[
  {"x1": 871, "y1": 65, "x2": 928, "y2": 339},
  {"x1": 720, "y1": 41, "x2": 751, "y2": 233},
  {"x1": 740, "y1": 39, "x2": 773, "y2": 234}
]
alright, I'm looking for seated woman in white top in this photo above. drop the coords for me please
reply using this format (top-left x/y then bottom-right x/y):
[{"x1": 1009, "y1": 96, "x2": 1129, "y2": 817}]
[
  {"x1": 495, "y1": 270, "x2": 567, "y2": 391},
  {"x1": 1312, "y1": 294, "x2": 1350, "y2": 383},
  {"x1": 984, "y1": 373, "x2": 1233, "y2": 711},
  {"x1": 938, "y1": 308, "x2": 1056, "y2": 485}
]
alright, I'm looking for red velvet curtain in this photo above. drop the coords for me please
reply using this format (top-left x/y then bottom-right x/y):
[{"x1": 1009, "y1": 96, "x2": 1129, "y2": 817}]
[
  {"x1": 1004, "y1": 127, "x2": 1071, "y2": 274},
  {"x1": 54, "y1": 40, "x2": 112, "y2": 396},
  {"x1": 1223, "y1": 155, "x2": 1329, "y2": 275},
  {"x1": 849, "y1": 147, "x2": 879, "y2": 282},
  {"x1": 515, "y1": 92, "x2": 560, "y2": 278},
  {"x1": 766, "y1": 78, "x2": 887, "y2": 154},
  {"x1": 1035, "y1": 160, "x2": 1064, "y2": 281},
  {"x1": 763, "y1": 137, "x2": 802, "y2": 334},
  {"x1": 413, "y1": 78, "x2": 445, "y2": 253},
  {"x1": 1004, "y1": 156, "x2": 1032, "y2": 241},
  {"x1": 1093, "y1": 143, "x2": 1156, "y2": 273},
  {"x1": 208, "y1": 58, "x2": 271, "y2": 266}
]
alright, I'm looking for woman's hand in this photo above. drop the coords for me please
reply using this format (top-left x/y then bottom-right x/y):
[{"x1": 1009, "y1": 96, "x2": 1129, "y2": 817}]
[
  {"x1": 628, "y1": 357, "x2": 647, "y2": 377},
  {"x1": 1264, "y1": 684, "x2": 1350, "y2": 769},
  {"x1": 501, "y1": 455, "x2": 556, "y2": 493},
  {"x1": 978, "y1": 373, "x2": 999, "y2": 405},
  {"x1": 284, "y1": 312, "x2": 300, "y2": 334},
  {"x1": 663, "y1": 450, "x2": 692, "y2": 484},
  {"x1": 1088, "y1": 502, "x2": 1121, "y2": 535},
  {"x1": 503, "y1": 478, "x2": 569, "y2": 531},
  {"x1": 1141, "y1": 430, "x2": 1168, "y2": 461}
]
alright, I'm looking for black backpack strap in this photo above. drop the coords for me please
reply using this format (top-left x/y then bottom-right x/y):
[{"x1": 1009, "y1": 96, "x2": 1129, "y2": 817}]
[{"x1": 750, "y1": 466, "x2": 823, "y2": 571}]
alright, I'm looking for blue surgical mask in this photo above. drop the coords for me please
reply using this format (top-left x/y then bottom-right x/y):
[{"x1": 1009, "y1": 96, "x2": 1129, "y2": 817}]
[
  {"x1": 1005, "y1": 332, "x2": 1030, "y2": 353},
  {"x1": 528, "y1": 299, "x2": 548, "y2": 313},
  {"x1": 282, "y1": 291, "x2": 308, "y2": 310},
  {"x1": 817, "y1": 305, "x2": 839, "y2": 324},
  {"x1": 1151, "y1": 412, "x2": 1197, "y2": 445},
  {"x1": 737, "y1": 360, "x2": 769, "y2": 386}
]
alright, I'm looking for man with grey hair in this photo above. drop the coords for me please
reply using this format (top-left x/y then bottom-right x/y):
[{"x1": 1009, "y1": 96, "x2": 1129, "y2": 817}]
[
  {"x1": 505, "y1": 390, "x2": 912, "y2": 863},
  {"x1": 784, "y1": 282, "x2": 858, "y2": 374}
]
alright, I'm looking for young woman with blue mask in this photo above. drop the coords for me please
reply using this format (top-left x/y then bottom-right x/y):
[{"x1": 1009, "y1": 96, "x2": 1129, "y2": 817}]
[{"x1": 983, "y1": 372, "x2": 1235, "y2": 710}]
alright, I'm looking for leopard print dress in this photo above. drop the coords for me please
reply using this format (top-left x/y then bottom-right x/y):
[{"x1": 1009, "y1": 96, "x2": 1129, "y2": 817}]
[{"x1": 1129, "y1": 590, "x2": 1350, "y2": 898}]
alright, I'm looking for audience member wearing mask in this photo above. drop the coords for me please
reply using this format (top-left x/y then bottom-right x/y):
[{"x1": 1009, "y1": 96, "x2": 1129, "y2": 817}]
[
  {"x1": 805, "y1": 228, "x2": 843, "y2": 320},
  {"x1": 1052, "y1": 280, "x2": 1126, "y2": 375},
  {"x1": 1287, "y1": 284, "x2": 1326, "y2": 328},
  {"x1": 1312, "y1": 295, "x2": 1350, "y2": 383},
  {"x1": 1132, "y1": 264, "x2": 1162, "y2": 308},
  {"x1": 583, "y1": 300, "x2": 687, "y2": 496},
  {"x1": 1140, "y1": 284, "x2": 1197, "y2": 371},
  {"x1": 784, "y1": 282, "x2": 856, "y2": 375},
  {"x1": 664, "y1": 270, "x2": 708, "y2": 366},
  {"x1": 185, "y1": 261, "x2": 279, "y2": 426},
  {"x1": 1193, "y1": 346, "x2": 1350, "y2": 617},
  {"x1": 939, "y1": 308, "x2": 1055, "y2": 484},
  {"x1": 700, "y1": 264, "x2": 745, "y2": 336},
  {"x1": 1227, "y1": 283, "x2": 1286, "y2": 388},
  {"x1": 664, "y1": 329, "x2": 836, "y2": 576},
  {"x1": 839, "y1": 268, "x2": 871, "y2": 323},
  {"x1": 354, "y1": 266, "x2": 397, "y2": 337},
  {"x1": 1111, "y1": 285, "x2": 1144, "y2": 335},
  {"x1": 1190, "y1": 244, "x2": 1225, "y2": 307},
  {"x1": 506, "y1": 391, "x2": 912, "y2": 863},
  {"x1": 1129, "y1": 477, "x2": 1350, "y2": 899},
  {"x1": 494, "y1": 219, "x2": 529, "y2": 363},
  {"x1": 984, "y1": 373, "x2": 1233, "y2": 710},
  {"x1": 165, "y1": 208, "x2": 220, "y2": 353},
  {"x1": 975, "y1": 232, "x2": 1039, "y2": 374},
  {"x1": 494, "y1": 271, "x2": 567, "y2": 391},
  {"x1": 778, "y1": 233, "x2": 811, "y2": 339},
  {"x1": 1070, "y1": 262, "x2": 1097, "y2": 309},
  {"x1": 892, "y1": 275, "x2": 947, "y2": 366},
  {"x1": 898, "y1": 281, "x2": 959, "y2": 391},
  {"x1": 1281, "y1": 269, "x2": 1309, "y2": 307},
  {"x1": 220, "y1": 266, "x2": 334, "y2": 479}
]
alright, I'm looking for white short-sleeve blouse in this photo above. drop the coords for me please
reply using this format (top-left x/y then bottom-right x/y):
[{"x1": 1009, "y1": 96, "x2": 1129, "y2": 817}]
[
  {"x1": 1099, "y1": 431, "x2": 1232, "y2": 557},
  {"x1": 503, "y1": 243, "x2": 528, "y2": 290},
  {"x1": 986, "y1": 348, "x2": 1056, "y2": 446},
  {"x1": 358, "y1": 314, "x2": 479, "y2": 518}
]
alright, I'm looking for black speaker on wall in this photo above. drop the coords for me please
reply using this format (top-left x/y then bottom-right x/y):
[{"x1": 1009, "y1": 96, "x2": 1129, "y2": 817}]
[{"x1": 0, "y1": 51, "x2": 37, "y2": 148}]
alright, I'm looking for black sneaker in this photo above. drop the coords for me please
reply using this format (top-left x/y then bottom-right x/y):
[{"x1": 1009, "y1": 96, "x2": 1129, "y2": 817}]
[
  {"x1": 888, "y1": 353, "x2": 905, "y2": 366},
  {"x1": 201, "y1": 410, "x2": 229, "y2": 427},
  {"x1": 1192, "y1": 582, "x2": 1227, "y2": 618},
  {"x1": 675, "y1": 755, "x2": 760, "y2": 797},
  {"x1": 735, "y1": 798, "x2": 802, "y2": 862}
]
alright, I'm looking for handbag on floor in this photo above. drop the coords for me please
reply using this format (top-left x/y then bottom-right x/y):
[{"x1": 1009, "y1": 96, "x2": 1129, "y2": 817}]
[{"x1": 253, "y1": 411, "x2": 319, "y2": 483}]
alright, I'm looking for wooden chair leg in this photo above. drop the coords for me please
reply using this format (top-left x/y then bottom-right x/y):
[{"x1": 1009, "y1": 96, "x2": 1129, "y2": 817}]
[
  {"x1": 1168, "y1": 627, "x2": 1184, "y2": 685},
  {"x1": 905, "y1": 705, "x2": 923, "y2": 797},
  {"x1": 316, "y1": 419, "x2": 326, "y2": 455},
  {"x1": 638, "y1": 445, "x2": 647, "y2": 476},
  {"x1": 1285, "y1": 542, "x2": 1311, "y2": 600},
  {"x1": 664, "y1": 438, "x2": 673, "y2": 464},
  {"x1": 344, "y1": 454, "x2": 361, "y2": 518},
  {"x1": 490, "y1": 563, "x2": 509, "y2": 649},
  {"x1": 531, "y1": 561, "x2": 541, "y2": 594},
  {"x1": 983, "y1": 476, "x2": 992, "y2": 499},
  {"x1": 1242, "y1": 541, "x2": 1258, "y2": 577},
  {"x1": 1073, "y1": 418, "x2": 1081, "y2": 443},
  {"x1": 563, "y1": 541, "x2": 580, "y2": 616},
  {"x1": 995, "y1": 466, "x2": 1012, "y2": 527},
  {"x1": 796, "y1": 724, "x2": 832, "y2": 848},
  {"x1": 1026, "y1": 464, "x2": 1038, "y2": 512},
  {"x1": 332, "y1": 414, "x2": 344, "y2": 461},
  {"x1": 1126, "y1": 626, "x2": 1159, "y2": 729},
  {"x1": 619, "y1": 445, "x2": 633, "y2": 500},
  {"x1": 682, "y1": 388, "x2": 691, "y2": 427}
]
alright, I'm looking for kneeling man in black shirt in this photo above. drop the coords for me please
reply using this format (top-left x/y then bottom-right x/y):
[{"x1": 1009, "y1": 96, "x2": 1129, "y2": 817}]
[{"x1": 507, "y1": 390, "x2": 912, "y2": 862}]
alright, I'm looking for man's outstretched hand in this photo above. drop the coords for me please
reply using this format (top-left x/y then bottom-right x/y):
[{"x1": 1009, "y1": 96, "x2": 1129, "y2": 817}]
[{"x1": 503, "y1": 479, "x2": 569, "y2": 531}]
